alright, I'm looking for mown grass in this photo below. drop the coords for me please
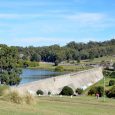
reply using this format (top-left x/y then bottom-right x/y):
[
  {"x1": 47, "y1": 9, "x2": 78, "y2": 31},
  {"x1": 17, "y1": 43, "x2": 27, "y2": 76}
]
[
  {"x1": 29, "y1": 56, "x2": 115, "y2": 72},
  {"x1": 81, "y1": 56, "x2": 115, "y2": 64},
  {"x1": 0, "y1": 96, "x2": 115, "y2": 115},
  {"x1": 29, "y1": 62, "x2": 92, "y2": 72}
]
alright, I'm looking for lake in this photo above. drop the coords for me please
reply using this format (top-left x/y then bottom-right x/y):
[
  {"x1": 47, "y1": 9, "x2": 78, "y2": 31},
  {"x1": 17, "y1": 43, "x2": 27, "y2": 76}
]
[{"x1": 20, "y1": 68, "x2": 62, "y2": 84}]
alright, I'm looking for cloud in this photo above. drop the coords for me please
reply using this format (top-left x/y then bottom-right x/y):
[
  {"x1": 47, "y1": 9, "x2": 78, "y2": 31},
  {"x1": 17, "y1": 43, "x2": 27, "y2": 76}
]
[
  {"x1": 66, "y1": 13, "x2": 106, "y2": 24},
  {"x1": 9, "y1": 37, "x2": 98, "y2": 45},
  {"x1": 0, "y1": 13, "x2": 45, "y2": 19},
  {"x1": 10, "y1": 37, "x2": 72, "y2": 44}
]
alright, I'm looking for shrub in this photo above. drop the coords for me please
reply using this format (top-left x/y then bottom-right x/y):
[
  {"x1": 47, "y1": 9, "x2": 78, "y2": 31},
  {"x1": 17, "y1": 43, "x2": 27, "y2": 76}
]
[
  {"x1": 88, "y1": 86, "x2": 104, "y2": 97},
  {"x1": 54, "y1": 60, "x2": 59, "y2": 66},
  {"x1": 0, "y1": 85, "x2": 9, "y2": 96},
  {"x1": 110, "y1": 71, "x2": 115, "y2": 78},
  {"x1": 60, "y1": 86, "x2": 74, "y2": 96},
  {"x1": 55, "y1": 66, "x2": 64, "y2": 72},
  {"x1": 76, "y1": 88, "x2": 83, "y2": 95},
  {"x1": 88, "y1": 87, "x2": 97, "y2": 95},
  {"x1": 106, "y1": 86, "x2": 115, "y2": 98},
  {"x1": 36, "y1": 90, "x2": 44, "y2": 95},
  {"x1": 109, "y1": 80, "x2": 115, "y2": 86},
  {"x1": 23, "y1": 61, "x2": 39, "y2": 68},
  {"x1": 48, "y1": 91, "x2": 51, "y2": 95}
]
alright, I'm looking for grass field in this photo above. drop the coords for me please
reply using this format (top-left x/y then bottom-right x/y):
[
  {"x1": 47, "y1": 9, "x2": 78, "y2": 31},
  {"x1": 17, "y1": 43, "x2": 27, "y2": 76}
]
[
  {"x1": 81, "y1": 56, "x2": 115, "y2": 64},
  {"x1": 29, "y1": 62, "x2": 92, "y2": 72},
  {"x1": 0, "y1": 96, "x2": 115, "y2": 115},
  {"x1": 29, "y1": 56, "x2": 115, "y2": 72}
]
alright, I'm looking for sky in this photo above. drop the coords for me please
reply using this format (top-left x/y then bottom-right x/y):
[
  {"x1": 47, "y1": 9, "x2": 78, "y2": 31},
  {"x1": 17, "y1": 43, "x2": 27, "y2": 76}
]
[{"x1": 0, "y1": 0, "x2": 115, "y2": 46}]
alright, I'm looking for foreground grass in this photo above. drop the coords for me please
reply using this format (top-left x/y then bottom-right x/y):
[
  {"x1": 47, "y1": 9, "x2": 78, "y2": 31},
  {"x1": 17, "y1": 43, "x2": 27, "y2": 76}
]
[{"x1": 0, "y1": 96, "x2": 115, "y2": 115}]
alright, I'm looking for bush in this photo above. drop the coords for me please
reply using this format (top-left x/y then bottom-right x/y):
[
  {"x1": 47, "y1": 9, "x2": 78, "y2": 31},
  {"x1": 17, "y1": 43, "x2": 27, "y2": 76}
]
[
  {"x1": 88, "y1": 87, "x2": 97, "y2": 95},
  {"x1": 76, "y1": 88, "x2": 83, "y2": 95},
  {"x1": 110, "y1": 71, "x2": 115, "y2": 78},
  {"x1": 48, "y1": 91, "x2": 51, "y2": 95},
  {"x1": 23, "y1": 61, "x2": 39, "y2": 68},
  {"x1": 0, "y1": 85, "x2": 9, "y2": 96},
  {"x1": 88, "y1": 86, "x2": 104, "y2": 97},
  {"x1": 54, "y1": 60, "x2": 59, "y2": 66},
  {"x1": 106, "y1": 86, "x2": 115, "y2": 98},
  {"x1": 109, "y1": 80, "x2": 115, "y2": 86},
  {"x1": 60, "y1": 86, "x2": 74, "y2": 96},
  {"x1": 36, "y1": 90, "x2": 44, "y2": 95},
  {"x1": 55, "y1": 66, "x2": 64, "y2": 72}
]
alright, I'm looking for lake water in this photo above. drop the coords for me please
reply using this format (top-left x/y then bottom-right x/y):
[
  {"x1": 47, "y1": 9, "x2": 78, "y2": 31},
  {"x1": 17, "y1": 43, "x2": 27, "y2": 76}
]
[{"x1": 20, "y1": 69, "x2": 62, "y2": 84}]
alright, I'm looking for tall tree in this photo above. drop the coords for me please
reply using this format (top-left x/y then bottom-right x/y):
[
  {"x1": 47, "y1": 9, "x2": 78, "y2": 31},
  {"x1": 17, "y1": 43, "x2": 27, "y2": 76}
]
[{"x1": 0, "y1": 45, "x2": 22, "y2": 85}]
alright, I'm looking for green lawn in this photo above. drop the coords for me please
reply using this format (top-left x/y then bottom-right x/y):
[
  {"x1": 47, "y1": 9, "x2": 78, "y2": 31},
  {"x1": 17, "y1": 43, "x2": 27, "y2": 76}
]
[
  {"x1": 81, "y1": 56, "x2": 115, "y2": 64},
  {"x1": 28, "y1": 56, "x2": 115, "y2": 72},
  {"x1": 29, "y1": 62, "x2": 92, "y2": 72},
  {"x1": 0, "y1": 96, "x2": 115, "y2": 115}
]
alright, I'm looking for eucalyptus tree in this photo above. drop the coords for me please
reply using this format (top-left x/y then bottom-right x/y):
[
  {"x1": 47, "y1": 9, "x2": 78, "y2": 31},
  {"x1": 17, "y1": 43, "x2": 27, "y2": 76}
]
[{"x1": 0, "y1": 45, "x2": 22, "y2": 85}]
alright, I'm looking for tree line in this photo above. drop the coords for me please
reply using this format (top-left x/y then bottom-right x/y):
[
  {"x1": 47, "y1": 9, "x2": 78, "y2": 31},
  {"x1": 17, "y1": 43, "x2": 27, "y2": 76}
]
[{"x1": 16, "y1": 39, "x2": 115, "y2": 65}]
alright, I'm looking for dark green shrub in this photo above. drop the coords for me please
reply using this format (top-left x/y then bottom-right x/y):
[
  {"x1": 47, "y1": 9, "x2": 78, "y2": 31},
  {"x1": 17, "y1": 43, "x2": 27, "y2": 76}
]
[
  {"x1": 76, "y1": 88, "x2": 83, "y2": 95},
  {"x1": 106, "y1": 86, "x2": 115, "y2": 98},
  {"x1": 60, "y1": 86, "x2": 74, "y2": 96},
  {"x1": 88, "y1": 86, "x2": 104, "y2": 97},
  {"x1": 109, "y1": 80, "x2": 115, "y2": 86},
  {"x1": 55, "y1": 66, "x2": 64, "y2": 72},
  {"x1": 88, "y1": 87, "x2": 97, "y2": 95},
  {"x1": 48, "y1": 91, "x2": 51, "y2": 95},
  {"x1": 0, "y1": 85, "x2": 9, "y2": 96},
  {"x1": 110, "y1": 71, "x2": 115, "y2": 78},
  {"x1": 36, "y1": 90, "x2": 44, "y2": 95},
  {"x1": 54, "y1": 60, "x2": 59, "y2": 66}
]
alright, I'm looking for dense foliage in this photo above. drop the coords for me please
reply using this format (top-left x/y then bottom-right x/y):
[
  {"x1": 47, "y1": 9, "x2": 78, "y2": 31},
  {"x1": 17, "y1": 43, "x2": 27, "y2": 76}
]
[
  {"x1": 0, "y1": 45, "x2": 22, "y2": 85},
  {"x1": 109, "y1": 80, "x2": 115, "y2": 86},
  {"x1": 106, "y1": 86, "x2": 115, "y2": 98},
  {"x1": 16, "y1": 39, "x2": 115, "y2": 65},
  {"x1": 60, "y1": 86, "x2": 74, "y2": 96},
  {"x1": 76, "y1": 88, "x2": 83, "y2": 95},
  {"x1": 88, "y1": 86, "x2": 104, "y2": 97},
  {"x1": 36, "y1": 90, "x2": 44, "y2": 95}
]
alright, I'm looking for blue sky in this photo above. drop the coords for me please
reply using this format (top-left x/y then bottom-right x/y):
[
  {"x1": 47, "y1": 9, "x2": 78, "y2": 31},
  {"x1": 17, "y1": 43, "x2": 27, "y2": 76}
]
[{"x1": 0, "y1": 0, "x2": 115, "y2": 46}]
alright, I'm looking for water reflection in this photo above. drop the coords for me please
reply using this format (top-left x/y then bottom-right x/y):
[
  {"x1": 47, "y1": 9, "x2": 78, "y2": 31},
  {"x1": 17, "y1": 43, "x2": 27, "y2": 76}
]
[{"x1": 20, "y1": 69, "x2": 62, "y2": 84}]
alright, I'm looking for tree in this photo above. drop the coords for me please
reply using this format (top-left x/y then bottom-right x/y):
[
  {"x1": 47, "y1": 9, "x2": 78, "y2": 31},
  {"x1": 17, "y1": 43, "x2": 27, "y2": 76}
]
[
  {"x1": 88, "y1": 86, "x2": 104, "y2": 97},
  {"x1": 0, "y1": 45, "x2": 22, "y2": 85},
  {"x1": 89, "y1": 51, "x2": 94, "y2": 61},
  {"x1": 30, "y1": 53, "x2": 41, "y2": 62},
  {"x1": 60, "y1": 86, "x2": 74, "y2": 96}
]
